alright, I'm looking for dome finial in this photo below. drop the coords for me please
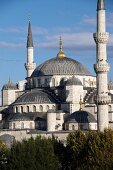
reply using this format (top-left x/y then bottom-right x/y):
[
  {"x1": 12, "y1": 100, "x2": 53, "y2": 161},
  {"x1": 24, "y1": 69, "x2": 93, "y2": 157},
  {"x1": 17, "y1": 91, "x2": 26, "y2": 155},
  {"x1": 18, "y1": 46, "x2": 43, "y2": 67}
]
[
  {"x1": 60, "y1": 36, "x2": 62, "y2": 52},
  {"x1": 57, "y1": 36, "x2": 66, "y2": 58}
]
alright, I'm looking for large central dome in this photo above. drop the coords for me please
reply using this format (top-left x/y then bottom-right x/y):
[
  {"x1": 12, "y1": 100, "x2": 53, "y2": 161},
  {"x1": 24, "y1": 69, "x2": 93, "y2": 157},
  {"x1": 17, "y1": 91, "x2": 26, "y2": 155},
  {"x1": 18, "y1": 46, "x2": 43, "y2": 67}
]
[{"x1": 31, "y1": 57, "x2": 92, "y2": 77}]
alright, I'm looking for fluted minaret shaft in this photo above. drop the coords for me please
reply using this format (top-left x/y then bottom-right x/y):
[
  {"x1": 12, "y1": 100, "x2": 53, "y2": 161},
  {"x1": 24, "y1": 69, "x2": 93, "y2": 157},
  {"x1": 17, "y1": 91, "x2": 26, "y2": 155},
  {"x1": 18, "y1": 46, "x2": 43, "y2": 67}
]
[
  {"x1": 93, "y1": 0, "x2": 111, "y2": 131},
  {"x1": 25, "y1": 21, "x2": 36, "y2": 77}
]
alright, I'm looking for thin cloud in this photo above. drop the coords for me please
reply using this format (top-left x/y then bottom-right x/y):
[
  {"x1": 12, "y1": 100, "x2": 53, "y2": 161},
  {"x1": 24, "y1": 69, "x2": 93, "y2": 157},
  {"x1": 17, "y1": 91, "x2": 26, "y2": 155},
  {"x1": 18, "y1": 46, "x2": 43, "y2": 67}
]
[
  {"x1": 0, "y1": 41, "x2": 24, "y2": 48},
  {"x1": 83, "y1": 16, "x2": 96, "y2": 26},
  {"x1": 37, "y1": 32, "x2": 113, "y2": 52},
  {"x1": 37, "y1": 32, "x2": 95, "y2": 49},
  {"x1": 0, "y1": 26, "x2": 48, "y2": 35},
  {"x1": 0, "y1": 27, "x2": 25, "y2": 33},
  {"x1": 0, "y1": 31, "x2": 112, "y2": 53},
  {"x1": 82, "y1": 12, "x2": 113, "y2": 28}
]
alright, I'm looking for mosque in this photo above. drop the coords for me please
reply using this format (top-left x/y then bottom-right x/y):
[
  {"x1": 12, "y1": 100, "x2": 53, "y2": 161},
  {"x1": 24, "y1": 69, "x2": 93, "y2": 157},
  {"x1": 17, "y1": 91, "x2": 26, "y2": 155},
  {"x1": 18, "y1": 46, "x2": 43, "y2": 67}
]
[{"x1": 0, "y1": 0, "x2": 113, "y2": 138}]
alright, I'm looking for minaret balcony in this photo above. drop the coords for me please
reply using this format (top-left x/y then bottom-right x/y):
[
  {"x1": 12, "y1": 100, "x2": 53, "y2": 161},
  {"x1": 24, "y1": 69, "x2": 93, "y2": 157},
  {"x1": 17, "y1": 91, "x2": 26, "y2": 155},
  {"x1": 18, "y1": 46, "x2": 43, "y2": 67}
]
[
  {"x1": 95, "y1": 95, "x2": 111, "y2": 105},
  {"x1": 25, "y1": 62, "x2": 36, "y2": 70},
  {"x1": 94, "y1": 63, "x2": 110, "y2": 73},
  {"x1": 93, "y1": 32, "x2": 109, "y2": 44}
]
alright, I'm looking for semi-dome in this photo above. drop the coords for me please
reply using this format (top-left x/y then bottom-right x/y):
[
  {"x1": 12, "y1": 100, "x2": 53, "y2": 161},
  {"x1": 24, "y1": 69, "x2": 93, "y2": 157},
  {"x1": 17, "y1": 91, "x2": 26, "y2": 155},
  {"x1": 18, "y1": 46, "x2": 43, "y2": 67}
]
[
  {"x1": 66, "y1": 76, "x2": 82, "y2": 86},
  {"x1": 13, "y1": 89, "x2": 56, "y2": 105},
  {"x1": 31, "y1": 57, "x2": 92, "y2": 77},
  {"x1": 9, "y1": 113, "x2": 36, "y2": 121},
  {"x1": 66, "y1": 110, "x2": 96, "y2": 123}
]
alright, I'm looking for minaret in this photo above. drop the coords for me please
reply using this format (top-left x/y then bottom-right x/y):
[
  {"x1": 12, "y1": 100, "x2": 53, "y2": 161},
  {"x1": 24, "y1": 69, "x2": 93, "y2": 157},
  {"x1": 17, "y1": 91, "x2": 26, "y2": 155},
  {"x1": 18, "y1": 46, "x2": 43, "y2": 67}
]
[
  {"x1": 25, "y1": 21, "x2": 36, "y2": 77},
  {"x1": 93, "y1": 0, "x2": 111, "y2": 131}
]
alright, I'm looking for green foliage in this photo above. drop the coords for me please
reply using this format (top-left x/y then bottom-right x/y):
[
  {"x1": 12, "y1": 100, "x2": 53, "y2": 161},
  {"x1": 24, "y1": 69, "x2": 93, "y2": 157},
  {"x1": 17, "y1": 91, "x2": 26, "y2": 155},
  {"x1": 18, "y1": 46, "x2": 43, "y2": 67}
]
[
  {"x1": 7, "y1": 136, "x2": 60, "y2": 170},
  {"x1": 66, "y1": 129, "x2": 113, "y2": 170},
  {"x1": 0, "y1": 140, "x2": 8, "y2": 170},
  {"x1": 1, "y1": 130, "x2": 113, "y2": 170}
]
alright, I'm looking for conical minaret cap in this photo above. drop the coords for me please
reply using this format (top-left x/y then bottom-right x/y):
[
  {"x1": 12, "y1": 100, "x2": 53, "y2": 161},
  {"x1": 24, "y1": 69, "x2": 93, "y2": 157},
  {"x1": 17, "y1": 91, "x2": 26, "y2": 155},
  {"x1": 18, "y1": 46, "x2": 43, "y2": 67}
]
[
  {"x1": 27, "y1": 21, "x2": 33, "y2": 47},
  {"x1": 97, "y1": 0, "x2": 105, "y2": 10}
]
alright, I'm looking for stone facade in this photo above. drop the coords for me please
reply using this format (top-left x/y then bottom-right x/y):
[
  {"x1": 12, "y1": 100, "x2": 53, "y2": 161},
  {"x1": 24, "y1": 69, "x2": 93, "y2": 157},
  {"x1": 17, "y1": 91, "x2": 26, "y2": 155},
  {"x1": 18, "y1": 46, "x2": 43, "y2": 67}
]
[
  {"x1": 93, "y1": 0, "x2": 111, "y2": 131},
  {"x1": 0, "y1": 0, "x2": 113, "y2": 143}
]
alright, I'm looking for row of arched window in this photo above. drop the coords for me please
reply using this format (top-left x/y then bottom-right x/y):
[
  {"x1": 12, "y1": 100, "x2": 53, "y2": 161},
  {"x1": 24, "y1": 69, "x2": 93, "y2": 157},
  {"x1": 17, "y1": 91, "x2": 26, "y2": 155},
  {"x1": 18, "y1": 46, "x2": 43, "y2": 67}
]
[
  {"x1": 13, "y1": 122, "x2": 33, "y2": 129},
  {"x1": 15, "y1": 105, "x2": 55, "y2": 113},
  {"x1": 29, "y1": 77, "x2": 56, "y2": 88}
]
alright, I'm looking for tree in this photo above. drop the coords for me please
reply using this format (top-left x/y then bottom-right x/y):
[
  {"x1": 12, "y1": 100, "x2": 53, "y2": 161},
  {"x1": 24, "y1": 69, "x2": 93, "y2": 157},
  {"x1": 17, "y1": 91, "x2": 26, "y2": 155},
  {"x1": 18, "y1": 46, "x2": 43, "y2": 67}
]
[
  {"x1": 7, "y1": 136, "x2": 60, "y2": 170},
  {"x1": 0, "y1": 140, "x2": 8, "y2": 170},
  {"x1": 65, "y1": 129, "x2": 113, "y2": 170}
]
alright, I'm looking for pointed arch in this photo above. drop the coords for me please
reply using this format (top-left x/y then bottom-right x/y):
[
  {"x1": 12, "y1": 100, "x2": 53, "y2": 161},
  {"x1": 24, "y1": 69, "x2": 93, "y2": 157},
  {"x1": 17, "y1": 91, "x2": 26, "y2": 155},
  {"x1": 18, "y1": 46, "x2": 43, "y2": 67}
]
[
  {"x1": 52, "y1": 105, "x2": 55, "y2": 111},
  {"x1": 39, "y1": 105, "x2": 43, "y2": 112},
  {"x1": 46, "y1": 105, "x2": 49, "y2": 111},
  {"x1": 16, "y1": 107, "x2": 18, "y2": 113},
  {"x1": 21, "y1": 106, "x2": 23, "y2": 113},
  {"x1": 27, "y1": 106, "x2": 29, "y2": 113},
  {"x1": 33, "y1": 105, "x2": 36, "y2": 112}
]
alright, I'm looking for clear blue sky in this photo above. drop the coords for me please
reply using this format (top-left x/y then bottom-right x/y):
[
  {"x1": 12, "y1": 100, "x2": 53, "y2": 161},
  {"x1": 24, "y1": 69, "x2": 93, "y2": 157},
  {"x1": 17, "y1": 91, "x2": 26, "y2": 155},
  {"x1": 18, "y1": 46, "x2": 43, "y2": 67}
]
[{"x1": 0, "y1": 0, "x2": 113, "y2": 91}]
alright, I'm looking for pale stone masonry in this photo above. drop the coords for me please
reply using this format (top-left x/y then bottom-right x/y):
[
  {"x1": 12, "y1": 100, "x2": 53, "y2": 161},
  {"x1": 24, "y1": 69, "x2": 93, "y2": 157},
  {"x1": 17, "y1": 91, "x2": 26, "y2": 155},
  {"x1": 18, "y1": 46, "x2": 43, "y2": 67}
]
[
  {"x1": 25, "y1": 21, "x2": 36, "y2": 78},
  {"x1": 93, "y1": 0, "x2": 111, "y2": 131},
  {"x1": 1, "y1": 0, "x2": 113, "y2": 144}
]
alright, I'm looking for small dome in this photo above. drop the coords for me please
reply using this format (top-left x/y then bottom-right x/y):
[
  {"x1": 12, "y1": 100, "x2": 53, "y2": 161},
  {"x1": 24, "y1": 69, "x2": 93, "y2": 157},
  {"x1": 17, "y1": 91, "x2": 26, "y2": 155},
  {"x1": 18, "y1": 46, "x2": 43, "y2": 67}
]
[
  {"x1": 66, "y1": 110, "x2": 96, "y2": 123},
  {"x1": 3, "y1": 79, "x2": 17, "y2": 90},
  {"x1": 66, "y1": 77, "x2": 82, "y2": 86},
  {"x1": 13, "y1": 89, "x2": 56, "y2": 105},
  {"x1": 31, "y1": 57, "x2": 92, "y2": 77}
]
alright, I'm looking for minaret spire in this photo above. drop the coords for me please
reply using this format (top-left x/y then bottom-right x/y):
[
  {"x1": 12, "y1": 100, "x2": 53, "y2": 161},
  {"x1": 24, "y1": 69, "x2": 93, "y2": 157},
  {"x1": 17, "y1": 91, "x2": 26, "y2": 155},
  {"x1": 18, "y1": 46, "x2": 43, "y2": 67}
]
[
  {"x1": 93, "y1": 0, "x2": 111, "y2": 131},
  {"x1": 25, "y1": 20, "x2": 36, "y2": 78},
  {"x1": 97, "y1": 0, "x2": 105, "y2": 10},
  {"x1": 27, "y1": 21, "x2": 33, "y2": 47}
]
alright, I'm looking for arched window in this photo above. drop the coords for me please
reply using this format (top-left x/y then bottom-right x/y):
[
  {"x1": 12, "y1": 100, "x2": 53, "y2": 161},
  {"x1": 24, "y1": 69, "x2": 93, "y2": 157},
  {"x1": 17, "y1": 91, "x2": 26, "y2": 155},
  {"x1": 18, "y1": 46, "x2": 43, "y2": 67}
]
[
  {"x1": 21, "y1": 122, "x2": 24, "y2": 129},
  {"x1": 27, "y1": 106, "x2": 29, "y2": 113},
  {"x1": 30, "y1": 79, "x2": 33, "y2": 88},
  {"x1": 39, "y1": 105, "x2": 43, "y2": 112},
  {"x1": 38, "y1": 122, "x2": 41, "y2": 129},
  {"x1": 38, "y1": 79, "x2": 41, "y2": 87},
  {"x1": 65, "y1": 124, "x2": 69, "y2": 130},
  {"x1": 16, "y1": 107, "x2": 18, "y2": 113},
  {"x1": 30, "y1": 122, "x2": 33, "y2": 129},
  {"x1": 72, "y1": 125, "x2": 75, "y2": 131},
  {"x1": 21, "y1": 106, "x2": 23, "y2": 113},
  {"x1": 52, "y1": 78, "x2": 55, "y2": 86},
  {"x1": 33, "y1": 105, "x2": 36, "y2": 112},
  {"x1": 13, "y1": 123, "x2": 16, "y2": 129},
  {"x1": 46, "y1": 105, "x2": 49, "y2": 111},
  {"x1": 52, "y1": 105, "x2": 55, "y2": 111},
  {"x1": 109, "y1": 105, "x2": 112, "y2": 112}
]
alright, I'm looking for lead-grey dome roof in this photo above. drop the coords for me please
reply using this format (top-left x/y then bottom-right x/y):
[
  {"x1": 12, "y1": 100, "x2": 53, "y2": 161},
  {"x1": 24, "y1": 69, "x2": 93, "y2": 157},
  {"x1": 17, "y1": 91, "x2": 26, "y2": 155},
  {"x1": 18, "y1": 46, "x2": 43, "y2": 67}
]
[
  {"x1": 9, "y1": 113, "x2": 36, "y2": 121},
  {"x1": 13, "y1": 89, "x2": 56, "y2": 105},
  {"x1": 66, "y1": 110, "x2": 96, "y2": 123},
  {"x1": 66, "y1": 77, "x2": 82, "y2": 86},
  {"x1": 31, "y1": 57, "x2": 92, "y2": 77},
  {"x1": 3, "y1": 80, "x2": 17, "y2": 90}
]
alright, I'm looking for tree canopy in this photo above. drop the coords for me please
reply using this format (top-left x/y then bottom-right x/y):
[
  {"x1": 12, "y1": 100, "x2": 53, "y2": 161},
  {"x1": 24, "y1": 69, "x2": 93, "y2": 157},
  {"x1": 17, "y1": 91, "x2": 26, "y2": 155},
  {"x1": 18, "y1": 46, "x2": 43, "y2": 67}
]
[{"x1": 1, "y1": 130, "x2": 113, "y2": 170}]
